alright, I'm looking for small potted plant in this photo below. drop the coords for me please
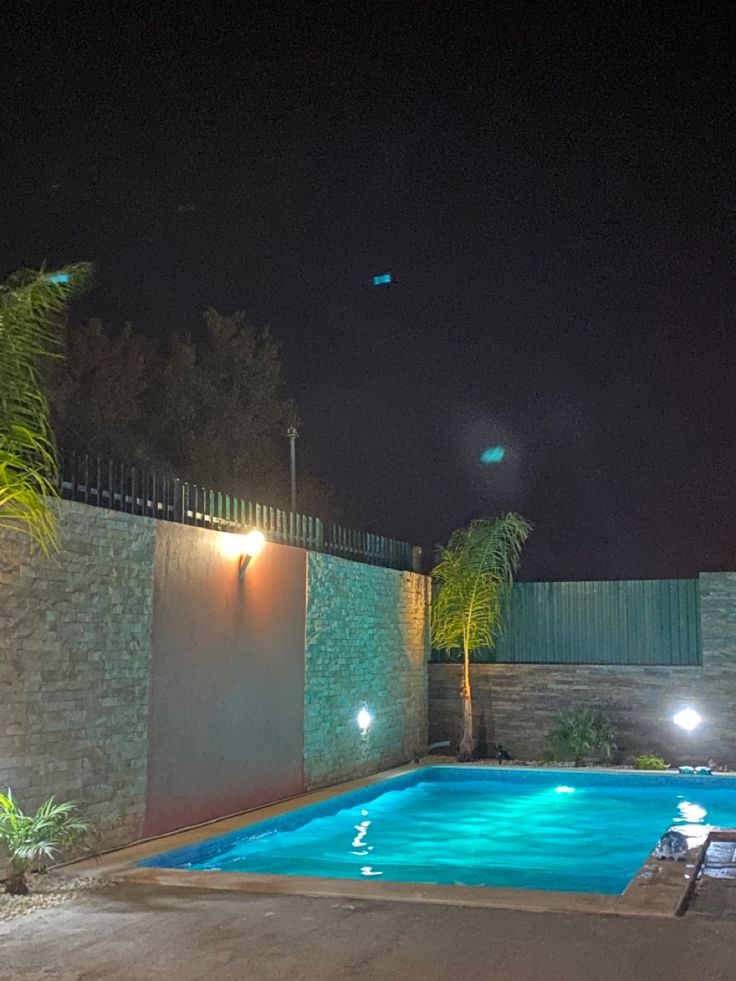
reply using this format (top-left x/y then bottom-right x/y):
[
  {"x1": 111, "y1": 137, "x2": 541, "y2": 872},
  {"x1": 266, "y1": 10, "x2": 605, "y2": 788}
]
[{"x1": 0, "y1": 789, "x2": 93, "y2": 895}]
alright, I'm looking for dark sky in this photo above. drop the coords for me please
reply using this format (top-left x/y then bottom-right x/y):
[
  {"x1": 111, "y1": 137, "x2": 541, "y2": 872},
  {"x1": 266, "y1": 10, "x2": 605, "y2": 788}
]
[{"x1": 3, "y1": 3, "x2": 735, "y2": 579}]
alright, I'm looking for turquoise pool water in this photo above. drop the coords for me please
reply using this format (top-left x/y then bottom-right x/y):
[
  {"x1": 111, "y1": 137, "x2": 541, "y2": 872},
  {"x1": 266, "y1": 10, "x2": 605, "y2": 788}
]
[{"x1": 142, "y1": 767, "x2": 736, "y2": 894}]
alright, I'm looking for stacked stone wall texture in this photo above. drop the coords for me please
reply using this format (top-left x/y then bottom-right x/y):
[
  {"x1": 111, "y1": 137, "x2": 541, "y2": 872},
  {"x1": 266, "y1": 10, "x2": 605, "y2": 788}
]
[
  {"x1": 0, "y1": 502, "x2": 155, "y2": 854},
  {"x1": 304, "y1": 553, "x2": 430, "y2": 789},
  {"x1": 429, "y1": 573, "x2": 736, "y2": 767},
  {"x1": 1, "y1": 500, "x2": 432, "y2": 867}
]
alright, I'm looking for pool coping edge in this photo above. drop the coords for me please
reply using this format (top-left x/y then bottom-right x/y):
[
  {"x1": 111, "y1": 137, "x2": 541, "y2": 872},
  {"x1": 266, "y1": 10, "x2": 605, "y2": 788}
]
[{"x1": 67, "y1": 762, "x2": 719, "y2": 918}]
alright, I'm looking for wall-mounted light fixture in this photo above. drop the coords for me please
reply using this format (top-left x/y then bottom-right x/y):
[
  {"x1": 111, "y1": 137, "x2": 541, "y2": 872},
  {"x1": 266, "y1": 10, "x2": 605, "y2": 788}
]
[
  {"x1": 673, "y1": 707, "x2": 702, "y2": 732},
  {"x1": 238, "y1": 530, "x2": 266, "y2": 580},
  {"x1": 357, "y1": 707, "x2": 373, "y2": 734},
  {"x1": 221, "y1": 530, "x2": 266, "y2": 579}
]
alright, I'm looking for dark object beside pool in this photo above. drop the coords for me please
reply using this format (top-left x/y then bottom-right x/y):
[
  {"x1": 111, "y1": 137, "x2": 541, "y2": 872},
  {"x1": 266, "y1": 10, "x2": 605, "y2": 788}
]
[{"x1": 655, "y1": 830, "x2": 689, "y2": 861}]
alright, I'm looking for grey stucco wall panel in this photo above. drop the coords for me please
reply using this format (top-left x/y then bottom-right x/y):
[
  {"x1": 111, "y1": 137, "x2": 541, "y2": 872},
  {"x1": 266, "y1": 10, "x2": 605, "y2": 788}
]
[{"x1": 143, "y1": 525, "x2": 306, "y2": 836}]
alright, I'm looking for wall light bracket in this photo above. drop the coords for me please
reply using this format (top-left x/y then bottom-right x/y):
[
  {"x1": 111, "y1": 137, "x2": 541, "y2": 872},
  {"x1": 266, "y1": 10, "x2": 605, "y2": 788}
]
[
  {"x1": 235, "y1": 529, "x2": 266, "y2": 581},
  {"x1": 238, "y1": 554, "x2": 252, "y2": 581}
]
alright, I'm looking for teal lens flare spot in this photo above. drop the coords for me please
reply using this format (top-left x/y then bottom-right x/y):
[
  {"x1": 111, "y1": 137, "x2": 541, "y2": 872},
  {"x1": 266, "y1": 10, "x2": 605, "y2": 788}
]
[
  {"x1": 372, "y1": 273, "x2": 392, "y2": 286},
  {"x1": 481, "y1": 446, "x2": 505, "y2": 464}
]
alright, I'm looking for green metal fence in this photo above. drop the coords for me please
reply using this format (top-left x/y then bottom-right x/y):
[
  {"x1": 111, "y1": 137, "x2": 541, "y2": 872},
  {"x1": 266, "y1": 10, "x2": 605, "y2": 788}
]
[
  {"x1": 433, "y1": 577, "x2": 702, "y2": 665},
  {"x1": 58, "y1": 450, "x2": 421, "y2": 573}
]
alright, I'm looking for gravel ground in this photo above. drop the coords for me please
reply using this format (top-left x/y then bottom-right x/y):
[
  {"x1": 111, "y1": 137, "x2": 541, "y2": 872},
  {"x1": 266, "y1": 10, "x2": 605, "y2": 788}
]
[{"x1": 0, "y1": 869, "x2": 119, "y2": 923}]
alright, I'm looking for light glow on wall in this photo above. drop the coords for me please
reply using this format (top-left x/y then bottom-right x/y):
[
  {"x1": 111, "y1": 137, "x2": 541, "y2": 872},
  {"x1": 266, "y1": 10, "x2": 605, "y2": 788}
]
[
  {"x1": 220, "y1": 529, "x2": 267, "y2": 579},
  {"x1": 220, "y1": 530, "x2": 266, "y2": 558},
  {"x1": 673, "y1": 707, "x2": 702, "y2": 731},
  {"x1": 241, "y1": 530, "x2": 266, "y2": 557},
  {"x1": 357, "y1": 707, "x2": 373, "y2": 733}
]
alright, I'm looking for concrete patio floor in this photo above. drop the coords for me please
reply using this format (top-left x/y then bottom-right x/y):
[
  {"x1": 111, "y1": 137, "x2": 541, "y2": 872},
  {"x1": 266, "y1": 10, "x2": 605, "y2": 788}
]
[{"x1": 2, "y1": 883, "x2": 736, "y2": 981}]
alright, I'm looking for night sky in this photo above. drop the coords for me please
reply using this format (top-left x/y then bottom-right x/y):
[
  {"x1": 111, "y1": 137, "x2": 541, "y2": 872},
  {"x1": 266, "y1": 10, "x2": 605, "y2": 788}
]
[{"x1": 3, "y1": 4, "x2": 735, "y2": 579}]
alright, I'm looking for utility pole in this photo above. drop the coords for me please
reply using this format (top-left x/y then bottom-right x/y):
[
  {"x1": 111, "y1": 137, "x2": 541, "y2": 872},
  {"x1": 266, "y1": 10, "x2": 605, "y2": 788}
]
[{"x1": 286, "y1": 426, "x2": 299, "y2": 513}]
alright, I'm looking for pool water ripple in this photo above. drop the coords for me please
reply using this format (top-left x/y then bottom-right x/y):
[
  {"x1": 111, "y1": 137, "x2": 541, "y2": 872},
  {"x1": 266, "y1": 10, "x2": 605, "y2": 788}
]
[{"x1": 142, "y1": 768, "x2": 736, "y2": 894}]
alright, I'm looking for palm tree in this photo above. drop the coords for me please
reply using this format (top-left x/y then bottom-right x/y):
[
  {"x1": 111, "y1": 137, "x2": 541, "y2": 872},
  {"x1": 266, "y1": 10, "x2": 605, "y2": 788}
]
[
  {"x1": 431, "y1": 514, "x2": 531, "y2": 761},
  {"x1": 0, "y1": 265, "x2": 89, "y2": 552}
]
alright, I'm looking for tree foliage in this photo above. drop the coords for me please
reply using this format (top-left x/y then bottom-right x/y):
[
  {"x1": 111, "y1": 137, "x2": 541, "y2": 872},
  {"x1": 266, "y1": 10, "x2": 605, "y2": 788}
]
[
  {"x1": 0, "y1": 265, "x2": 89, "y2": 551},
  {"x1": 432, "y1": 514, "x2": 531, "y2": 760},
  {"x1": 46, "y1": 309, "x2": 347, "y2": 519},
  {"x1": 432, "y1": 514, "x2": 531, "y2": 656}
]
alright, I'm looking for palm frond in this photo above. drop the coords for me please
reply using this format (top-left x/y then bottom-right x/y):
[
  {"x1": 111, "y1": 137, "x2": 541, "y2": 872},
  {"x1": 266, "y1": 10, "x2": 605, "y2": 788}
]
[
  {"x1": 0, "y1": 789, "x2": 93, "y2": 881},
  {"x1": 0, "y1": 264, "x2": 90, "y2": 551},
  {"x1": 431, "y1": 513, "x2": 531, "y2": 657}
]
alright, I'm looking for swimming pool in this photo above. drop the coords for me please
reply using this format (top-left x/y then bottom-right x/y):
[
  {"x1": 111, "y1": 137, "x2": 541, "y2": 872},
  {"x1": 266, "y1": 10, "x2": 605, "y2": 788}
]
[{"x1": 142, "y1": 767, "x2": 736, "y2": 895}]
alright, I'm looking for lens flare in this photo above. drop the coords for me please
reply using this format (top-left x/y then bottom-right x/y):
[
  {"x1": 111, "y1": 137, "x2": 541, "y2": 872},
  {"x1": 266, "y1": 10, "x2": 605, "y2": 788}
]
[{"x1": 480, "y1": 446, "x2": 505, "y2": 464}]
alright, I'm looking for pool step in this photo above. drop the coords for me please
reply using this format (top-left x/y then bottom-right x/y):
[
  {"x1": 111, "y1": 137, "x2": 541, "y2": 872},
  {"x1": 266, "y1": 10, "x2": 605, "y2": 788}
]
[{"x1": 688, "y1": 829, "x2": 736, "y2": 917}]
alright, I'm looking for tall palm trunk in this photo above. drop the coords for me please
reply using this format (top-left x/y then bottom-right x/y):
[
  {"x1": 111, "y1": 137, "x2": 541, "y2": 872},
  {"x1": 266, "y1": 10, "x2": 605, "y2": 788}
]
[
  {"x1": 457, "y1": 640, "x2": 474, "y2": 761},
  {"x1": 431, "y1": 514, "x2": 531, "y2": 765}
]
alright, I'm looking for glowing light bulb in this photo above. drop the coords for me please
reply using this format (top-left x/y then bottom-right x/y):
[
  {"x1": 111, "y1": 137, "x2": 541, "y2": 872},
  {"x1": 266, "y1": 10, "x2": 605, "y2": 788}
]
[
  {"x1": 357, "y1": 708, "x2": 372, "y2": 733},
  {"x1": 673, "y1": 708, "x2": 701, "y2": 731},
  {"x1": 242, "y1": 529, "x2": 265, "y2": 556}
]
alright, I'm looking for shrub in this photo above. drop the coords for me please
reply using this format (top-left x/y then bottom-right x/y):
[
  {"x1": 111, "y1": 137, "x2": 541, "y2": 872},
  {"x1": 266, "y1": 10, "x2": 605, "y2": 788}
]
[
  {"x1": 634, "y1": 755, "x2": 666, "y2": 770},
  {"x1": 547, "y1": 709, "x2": 617, "y2": 767},
  {"x1": 0, "y1": 789, "x2": 93, "y2": 895}
]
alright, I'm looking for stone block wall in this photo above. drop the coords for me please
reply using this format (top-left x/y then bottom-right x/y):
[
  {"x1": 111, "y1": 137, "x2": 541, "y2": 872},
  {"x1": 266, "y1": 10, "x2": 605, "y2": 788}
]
[
  {"x1": 0, "y1": 502, "x2": 155, "y2": 851},
  {"x1": 429, "y1": 572, "x2": 736, "y2": 767},
  {"x1": 304, "y1": 553, "x2": 430, "y2": 789},
  {"x1": 1, "y1": 500, "x2": 432, "y2": 868}
]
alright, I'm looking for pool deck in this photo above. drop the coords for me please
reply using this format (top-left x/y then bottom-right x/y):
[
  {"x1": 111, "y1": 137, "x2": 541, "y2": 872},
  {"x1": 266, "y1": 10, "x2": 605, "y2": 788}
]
[
  {"x1": 63, "y1": 761, "x2": 726, "y2": 919},
  {"x1": 4, "y1": 882, "x2": 736, "y2": 981}
]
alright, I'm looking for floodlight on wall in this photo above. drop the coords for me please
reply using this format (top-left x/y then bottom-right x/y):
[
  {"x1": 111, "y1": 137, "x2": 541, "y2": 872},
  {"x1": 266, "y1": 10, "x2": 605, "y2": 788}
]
[
  {"x1": 673, "y1": 707, "x2": 702, "y2": 732},
  {"x1": 221, "y1": 530, "x2": 266, "y2": 579},
  {"x1": 357, "y1": 707, "x2": 373, "y2": 734},
  {"x1": 238, "y1": 530, "x2": 266, "y2": 580}
]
